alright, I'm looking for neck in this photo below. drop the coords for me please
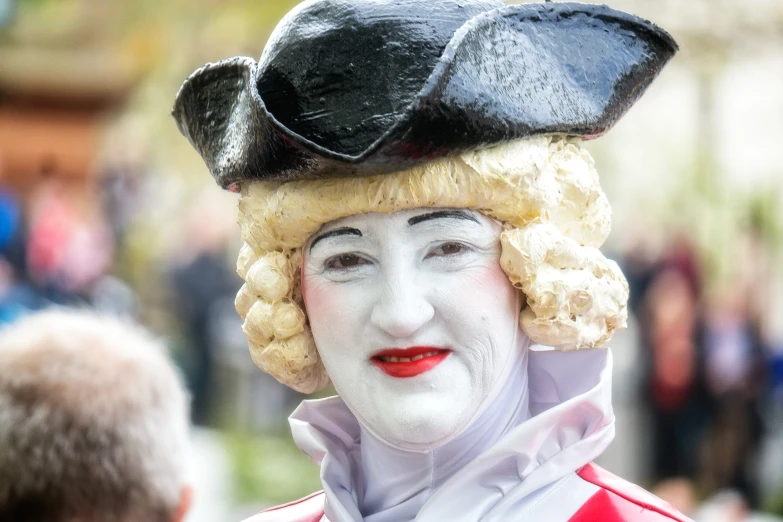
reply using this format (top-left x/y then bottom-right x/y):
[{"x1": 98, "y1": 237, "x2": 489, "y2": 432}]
[
  {"x1": 289, "y1": 347, "x2": 615, "y2": 522},
  {"x1": 358, "y1": 337, "x2": 530, "y2": 521}
]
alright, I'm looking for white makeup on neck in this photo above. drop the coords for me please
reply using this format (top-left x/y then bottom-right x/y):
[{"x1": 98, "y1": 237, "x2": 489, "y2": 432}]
[{"x1": 302, "y1": 208, "x2": 522, "y2": 451}]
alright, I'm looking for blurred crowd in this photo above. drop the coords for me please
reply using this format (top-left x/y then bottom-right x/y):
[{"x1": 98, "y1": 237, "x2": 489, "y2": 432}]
[
  {"x1": 0, "y1": 176, "x2": 123, "y2": 320},
  {"x1": 0, "y1": 167, "x2": 299, "y2": 431},
  {"x1": 0, "y1": 167, "x2": 304, "y2": 520},
  {"x1": 623, "y1": 229, "x2": 783, "y2": 517}
]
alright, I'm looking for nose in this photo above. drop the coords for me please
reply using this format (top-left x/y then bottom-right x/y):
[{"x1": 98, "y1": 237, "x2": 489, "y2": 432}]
[{"x1": 370, "y1": 275, "x2": 435, "y2": 339}]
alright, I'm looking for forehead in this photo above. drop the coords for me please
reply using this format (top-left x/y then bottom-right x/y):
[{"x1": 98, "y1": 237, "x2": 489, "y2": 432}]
[{"x1": 317, "y1": 208, "x2": 494, "y2": 232}]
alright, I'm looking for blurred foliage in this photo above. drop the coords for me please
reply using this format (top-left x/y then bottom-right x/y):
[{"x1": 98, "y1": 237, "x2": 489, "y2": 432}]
[
  {"x1": 765, "y1": 491, "x2": 783, "y2": 517},
  {"x1": 666, "y1": 152, "x2": 782, "y2": 285},
  {"x1": 223, "y1": 431, "x2": 322, "y2": 506}
]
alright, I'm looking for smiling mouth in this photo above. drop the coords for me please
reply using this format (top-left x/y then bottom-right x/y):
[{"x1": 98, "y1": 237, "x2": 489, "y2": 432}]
[{"x1": 371, "y1": 347, "x2": 451, "y2": 378}]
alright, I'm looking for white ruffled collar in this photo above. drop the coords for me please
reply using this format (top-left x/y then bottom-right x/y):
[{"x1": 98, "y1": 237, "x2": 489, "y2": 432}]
[{"x1": 289, "y1": 348, "x2": 615, "y2": 522}]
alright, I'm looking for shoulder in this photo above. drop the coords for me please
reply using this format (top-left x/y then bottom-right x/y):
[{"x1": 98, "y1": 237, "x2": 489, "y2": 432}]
[
  {"x1": 569, "y1": 464, "x2": 693, "y2": 522},
  {"x1": 242, "y1": 491, "x2": 325, "y2": 522}
]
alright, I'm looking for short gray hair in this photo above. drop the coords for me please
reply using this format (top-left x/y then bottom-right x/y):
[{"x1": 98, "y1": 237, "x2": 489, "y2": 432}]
[{"x1": 0, "y1": 309, "x2": 191, "y2": 522}]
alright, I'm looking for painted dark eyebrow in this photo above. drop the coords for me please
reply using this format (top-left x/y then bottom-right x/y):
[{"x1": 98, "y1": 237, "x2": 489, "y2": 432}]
[
  {"x1": 309, "y1": 227, "x2": 363, "y2": 251},
  {"x1": 408, "y1": 210, "x2": 480, "y2": 226}
]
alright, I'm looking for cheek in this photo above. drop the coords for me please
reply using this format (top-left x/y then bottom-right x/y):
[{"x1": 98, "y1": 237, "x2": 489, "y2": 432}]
[
  {"x1": 301, "y1": 274, "x2": 367, "y2": 347},
  {"x1": 435, "y1": 261, "x2": 520, "y2": 370},
  {"x1": 301, "y1": 274, "x2": 332, "y2": 328},
  {"x1": 483, "y1": 261, "x2": 517, "y2": 298},
  {"x1": 444, "y1": 261, "x2": 518, "y2": 312}
]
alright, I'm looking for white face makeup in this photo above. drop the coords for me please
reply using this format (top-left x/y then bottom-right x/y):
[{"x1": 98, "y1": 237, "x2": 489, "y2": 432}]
[{"x1": 302, "y1": 208, "x2": 522, "y2": 451}]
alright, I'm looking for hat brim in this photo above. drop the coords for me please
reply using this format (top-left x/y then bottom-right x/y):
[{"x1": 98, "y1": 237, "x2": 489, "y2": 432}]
[{"x1": 173, "y1": 2, "x2": 677, "y2": 190}]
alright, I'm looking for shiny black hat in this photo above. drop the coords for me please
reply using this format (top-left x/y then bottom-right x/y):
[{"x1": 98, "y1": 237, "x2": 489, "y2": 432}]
[{"x1": 173, "y1": 0, "x2": 677, "y2": 190}]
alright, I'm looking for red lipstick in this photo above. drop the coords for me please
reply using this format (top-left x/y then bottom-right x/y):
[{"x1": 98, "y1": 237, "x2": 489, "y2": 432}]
[{"x1": 371, "y1": 347, "x2": 451, "y2": 378}]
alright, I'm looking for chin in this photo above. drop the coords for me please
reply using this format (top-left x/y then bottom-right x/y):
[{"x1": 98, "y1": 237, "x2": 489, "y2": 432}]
[{"x1": 369, "y1": 397, "x2": 471, "y2": 450}]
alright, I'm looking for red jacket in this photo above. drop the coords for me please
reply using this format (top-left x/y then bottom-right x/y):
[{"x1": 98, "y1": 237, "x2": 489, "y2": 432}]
[{"x1": 244, "y1": 463, "x2": 691, "y2": 522}]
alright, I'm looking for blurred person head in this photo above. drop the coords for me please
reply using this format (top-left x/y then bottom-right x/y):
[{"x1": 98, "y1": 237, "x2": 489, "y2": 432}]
[
  {"x1": 651, "y1": 478, "x2": 697, "y2": 516},
  {"x1": 0, "y1": 309, "x2": 193, "y2": 522},
  {"x1": 646, "y1": 264, "x2": 700, "y2": 335},
  {"x1": 181, "y1": 188, "x2": 237, "y2": 258}
]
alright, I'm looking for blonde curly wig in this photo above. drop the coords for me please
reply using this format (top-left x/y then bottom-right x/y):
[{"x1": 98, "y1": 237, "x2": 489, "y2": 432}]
[{"x1": 236, "y1": 136, "x2": 629, "y2": 393}]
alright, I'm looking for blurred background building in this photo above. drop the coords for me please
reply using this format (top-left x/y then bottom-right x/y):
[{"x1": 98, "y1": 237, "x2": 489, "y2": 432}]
[{"x1": 0, "y1": 0, "x2": 781, "y2": 520}]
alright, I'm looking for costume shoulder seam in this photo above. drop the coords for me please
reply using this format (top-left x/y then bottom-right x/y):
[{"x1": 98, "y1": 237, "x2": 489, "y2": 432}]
[
  {"x1": 242, "y1": 491, "x2": 325, "y2": 522},
  {"x1": 262, "y1": 490, "x2": 325, "y2": 513},
  {"x1": 577, "y1": 464, "x2": 691, "y2": 521}
]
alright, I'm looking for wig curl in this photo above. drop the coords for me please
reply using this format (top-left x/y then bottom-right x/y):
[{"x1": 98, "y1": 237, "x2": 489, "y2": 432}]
[{"x1": 236, "y1": 136, "x2": 628, "y2": 393}]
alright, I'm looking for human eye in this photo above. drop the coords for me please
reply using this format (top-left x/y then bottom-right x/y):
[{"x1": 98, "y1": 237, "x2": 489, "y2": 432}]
[
  {"x1": 425, "y1": 242, "x2": 472, "y2": 259},
  {"x1": 324, "y1": 253, "x2": 372, "y2": 270}
]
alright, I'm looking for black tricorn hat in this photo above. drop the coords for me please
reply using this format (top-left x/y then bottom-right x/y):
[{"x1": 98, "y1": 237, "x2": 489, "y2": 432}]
[{"x1": 173, "y1": 0, "x2": 677, "y2": 190}]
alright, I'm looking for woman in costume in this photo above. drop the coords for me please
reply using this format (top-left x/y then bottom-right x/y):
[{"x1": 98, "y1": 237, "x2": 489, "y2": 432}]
[{"x1": 173, "y1": 1, "x2": 689, "y2": 520}]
